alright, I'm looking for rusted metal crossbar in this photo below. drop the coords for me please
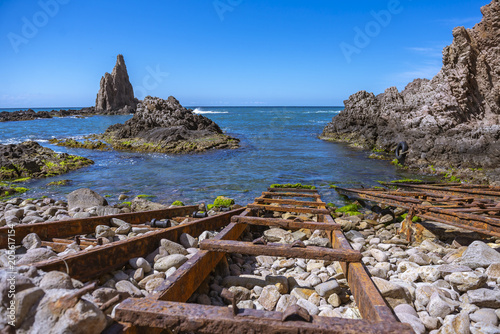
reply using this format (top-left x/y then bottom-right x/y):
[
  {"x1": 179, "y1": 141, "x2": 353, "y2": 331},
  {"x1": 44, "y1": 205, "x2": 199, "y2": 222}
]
[
  {"x1": 336, "y1": 185, "x2": 500, "y2": 238},
  {"x1": 114, "y1": 187, "x2": 413, "y2": 333}
]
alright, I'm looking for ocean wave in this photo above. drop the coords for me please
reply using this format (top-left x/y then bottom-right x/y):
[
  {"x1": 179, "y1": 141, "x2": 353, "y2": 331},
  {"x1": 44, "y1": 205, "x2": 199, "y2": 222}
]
[
  {"x1": 193, "y1": 108, "x2": 229, "y2": 114},
  {"x1": 305, "y1": 110, "x2": 340, "y2": 114}
]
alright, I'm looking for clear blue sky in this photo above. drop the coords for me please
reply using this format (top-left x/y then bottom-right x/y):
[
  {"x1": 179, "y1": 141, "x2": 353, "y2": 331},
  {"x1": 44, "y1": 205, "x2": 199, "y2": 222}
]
[{"x1": 0, "y1": 0, "x2": 486, "y2": 107}]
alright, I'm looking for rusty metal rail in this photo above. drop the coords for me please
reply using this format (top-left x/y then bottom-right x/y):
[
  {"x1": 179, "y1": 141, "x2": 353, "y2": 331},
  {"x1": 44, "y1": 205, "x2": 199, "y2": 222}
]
[
  {"x1": 336, "y1": 185, "x2": 500, "y2": 238},
  {"x1": 114, "y1": 187, "x2": 413, "y2": 333}
]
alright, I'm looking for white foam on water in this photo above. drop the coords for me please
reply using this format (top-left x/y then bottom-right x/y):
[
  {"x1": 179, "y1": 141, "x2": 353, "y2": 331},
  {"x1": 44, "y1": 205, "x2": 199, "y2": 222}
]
[{"x1": 193, "y1": 108, "x2": 229, "y2": 114}]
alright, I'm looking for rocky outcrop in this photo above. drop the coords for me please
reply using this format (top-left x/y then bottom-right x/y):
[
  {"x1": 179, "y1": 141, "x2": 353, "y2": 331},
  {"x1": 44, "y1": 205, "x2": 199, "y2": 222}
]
[
  {"x1": 321, "y1": 0, "x2": 500, "y2": 182},
  {"x1": 0, "y1": 107, "x2": 100, "y2": 122},
  {"x1": 0, "y1": 141, "x2": 93, "y2": 181},
  {"x1": 52, "y1": 96, "x2": 239, "y2": 154},
  {"x1": 95, "y1": 54, "x2": 137, "y2": 114}
]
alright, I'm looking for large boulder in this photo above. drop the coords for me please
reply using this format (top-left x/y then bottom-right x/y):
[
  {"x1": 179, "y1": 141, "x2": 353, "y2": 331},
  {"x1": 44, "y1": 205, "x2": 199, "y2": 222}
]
[
  {"x1": 67, "y1": 188, "x2": 108, "y2": 210},
  {"x1": 95, "y1": 54, "x2": 137, "y2": 114}
]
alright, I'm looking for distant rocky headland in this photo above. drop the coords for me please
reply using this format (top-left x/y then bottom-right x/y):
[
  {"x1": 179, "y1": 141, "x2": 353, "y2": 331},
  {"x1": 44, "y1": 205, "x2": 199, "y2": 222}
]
[
  {"x1": 51, "y1": 96, "x2": 240, "y2": 154},
  {"x1": 0, "y1": 54, "x2": 138, "y2": 123},
  {"x1": 321, "y1": 0, "x2": 500, "y2": 183}
]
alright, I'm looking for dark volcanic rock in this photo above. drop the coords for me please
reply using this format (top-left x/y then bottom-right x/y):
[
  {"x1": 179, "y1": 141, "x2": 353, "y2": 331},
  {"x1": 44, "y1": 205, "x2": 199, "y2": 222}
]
[
  {"x1": 98, "y1": 96, "x2": 239, "y2": 153},
  {"x1": 95, "y1": 54, "x2": 137, "y2": 114},
  {"x1": 0, "y1": 141, "x2": 93, "y2": 181},
  {"x1": 321, "y1": 0, "x2": 500, "y2": 181}
]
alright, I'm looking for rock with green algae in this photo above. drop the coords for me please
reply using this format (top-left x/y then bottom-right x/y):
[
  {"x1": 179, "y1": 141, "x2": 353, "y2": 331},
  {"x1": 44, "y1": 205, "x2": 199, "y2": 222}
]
[{"x1": 0, "y1": 141, "x2": 93, "y2": 181}]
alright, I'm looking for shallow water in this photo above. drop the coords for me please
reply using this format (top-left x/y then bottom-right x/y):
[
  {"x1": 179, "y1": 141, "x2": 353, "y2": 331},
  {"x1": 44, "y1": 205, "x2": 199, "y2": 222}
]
[{"x1": 0, "y1": 106, "x2": 423, "y2": 206}]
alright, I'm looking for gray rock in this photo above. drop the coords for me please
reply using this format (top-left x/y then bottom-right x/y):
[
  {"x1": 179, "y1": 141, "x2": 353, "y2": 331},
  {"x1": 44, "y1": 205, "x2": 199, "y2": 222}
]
[
  {"x1": 92, "y1": 287, "x2": 120, "y2": 303},
  {"x1": 95, "y1": 54, "x2": 136, "y2": 113},
  {"x1": 199, "y1": 231, "x2": 216, "y2": 242},
  {"x1": 372, "y1": 277, "x2": 411, "y2": 308},
  {"x1": 131, "y1": 198, "x2": 167, "y2": 212},
  {"x1": 129, "y1": 257, "x2": 152, "y2": 273},
  {"x1": 95, "y1": 206, "x2": 121, "y2": 216},
  {"x1": 470, "y1": 308, "x2": 498, "y2": 326},
  {"x1": 257, "y1": 285, "x2": 281, "y2": 311},
  {"x1": 39, "y1": 271, "x2": 74, "y2": 290},
  {"x1": 160, "y1": 239, "x2": 188, "y2": 255},
  {"x1": 110, "y1": 217, "x2": 128, "y2": 227},
  {"x1": 275, "y1": 294, "x2": 298, "y2": 312},
  {"x1": 17, "y1": 248, "x2": 57, "y2": 265},
  {"x1": 115, "y1": 222, "x2": 132, "y2": 234},
  {"x1": 72, "y1": 212, "x2": 91, "y2": 219},
  {"x1": 67, "y1": 188, "x2": 108, "y2": 210},
  {"x1": 180, "y1": 233, "x2": 198, "y2": 248},
  {"x1": 439, "y1": 311, "x2": 471, "y2": 334},
  {"x1": 237, "y1": 300, "x2": 255, "y2": 309},
  {"x1": 115, "y1": 280, "x2": 143, "y2": 297},
  {"x1": 95, "y1": 225, "x2": 115, "y2": 238},
  {"x1": 228, "y1": 286, "x2": 251, "y2": 303},
  {"x1": 437, "y1": 264, "x2": 472, "y2": 277},
  {"x1": 396, "y1": 313, "x2": 426, "y2": 334},
  {"x1": 370, "y1": 249, "x2": 389, "y2": 262},
  {"x1": 296, "y1": 298, "x2": 319, "y2": 315},
  {"x1": 457, "y1": 241, "x2": 500, "y2": 269},
  {"x1": 304, "y1": 237, "x2": 331, "y2": 247},
  {"x1": 427, "y1": 292, "x2": 455, "y2": 318},
  {"x1": 264, "y1": 228, "x2": 293, "y2": 242},
  {"x1": 5, "y1": 209, "x2": 23, "y2": 218},
  {"x1": 22, "y1": 215, "x2": 45, "y2": 224},
  {"x1": 314, "y1": 279, "x2": 340, "y2": 297},
  {"x1": 466, "y1": 288, "x2": 500, "y2": 308},
  {"x1": 485, "y1": 263, "x2": 500, "y2": 281},
  {"x1": 14, "y1": 287, "x2": 45, "y2": 327},
  {"x1": 447, "y1": 271, "x2": 487, "y2": 292},
  {"x1": 154, "y1": 254, "x2": 188, "y2": 272},
  {"x1": 22, "y1": 233, "x2": 42, "y2": 250},
  {"x1": 394, "y1": 303, "x2": 418, "y2": 317}
]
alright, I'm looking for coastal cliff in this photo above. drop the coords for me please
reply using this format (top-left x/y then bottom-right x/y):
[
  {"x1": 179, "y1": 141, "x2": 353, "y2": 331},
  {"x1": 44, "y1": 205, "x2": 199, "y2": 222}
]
[{"x1": 321, "y1": 0, "x2": 500, "y2": 182}]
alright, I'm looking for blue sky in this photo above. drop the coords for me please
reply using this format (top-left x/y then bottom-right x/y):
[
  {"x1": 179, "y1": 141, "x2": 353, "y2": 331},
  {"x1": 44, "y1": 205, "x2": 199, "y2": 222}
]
[{"x1": 0, "y1": 0, "x2": 487, "y2": 107}]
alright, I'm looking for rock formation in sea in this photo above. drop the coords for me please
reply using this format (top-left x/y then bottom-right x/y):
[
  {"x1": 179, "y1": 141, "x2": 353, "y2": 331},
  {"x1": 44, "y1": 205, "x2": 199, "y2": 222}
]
[
  {"x1": 0, "y1": 141, "x2": 93, "y2": 181},
  {"x1": 321, "y1": 0, "x2": 500, "y2": 182},
  {"x1": 95, "y1": 54, "x2": 137, "y2": 114},
  {"x1": 52, "y1": 96, "x2": 239, "y2": 153}
]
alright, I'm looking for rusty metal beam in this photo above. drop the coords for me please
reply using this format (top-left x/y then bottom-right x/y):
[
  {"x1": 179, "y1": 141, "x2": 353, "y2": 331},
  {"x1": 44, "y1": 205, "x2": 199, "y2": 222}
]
[
  {"x1": 232, "y1": 215, "x2": 340, "y2": 231},
  {"x1": 199, "y1": 239, "x2": 362, "y2": 262},
  {"x1": 152, "y1": 209, "x2": 251, "y2": 301},
  {"x1": 0, "y1": 205, "x2": 197, "y2": 248},
  {"x1": 115, "y1": 299, "x2": 413, "y2": 334},
  {"x1": 247, "y1": 204, "x2": 330, "y2": 215},
  {"x1": 33, "y1": 208, "x2": 245, "y2": 281},
  {"x1": 388, "y1": 182, "x2": 500, "y2": 199}
]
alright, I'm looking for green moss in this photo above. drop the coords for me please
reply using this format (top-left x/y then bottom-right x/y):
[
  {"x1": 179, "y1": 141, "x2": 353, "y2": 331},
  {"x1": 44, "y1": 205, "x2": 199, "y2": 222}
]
[
  {"x1": 372, "y1": 186, "x2": 384, "y2": 190},
  {"x1": 207, "y1": 204, "x2": 214, "y2": 210},
  {"x1": 326, "y1": 203, "x2": 336, "y2": 208},
  {"x1": 213, "y1": 196, "x2": 235, "y2": 208},
  {"x1": 401, "y1": 213, "x2": 421, "y2": 223},
  {"x1": 41, "y1": 195, "x2": 48, "y2": 199},
  {"x1": 171, "y1": 200, "x2": 184, "y2": 206},
  {"x1": 345, "y1": 211, "x2": 362, "y2": 216},
  {"x1": 121, "y1": 201, "x2": 131, "y2": 207},
  {"x1": 335, "y1": 203, "x2": 361, "y2": 213},
  {"x1": 329, "y1": 185, "x2": 338, "y2": 189},
  {"x1": 270, "y1": 183, "x2": 316, "y2": 190},
  {"x1": 104, "y1": 195, "x2": 112, "y2": 198},
  {"x1": 137, "y1": 194, "x2": 155, "y2": 199},
  {"x1": 47, "y1": 180, "x2": 71, "y2": 186},
  {"x1": 372, "y1": 148, "x2": 385, "y2": 153},
  {"x1": 390, "y1": 179, "x2": 423, "y2": 184},
  {"x1": 14, "y1": 187, "x2": 28, "y2": 193},
  {"x1": 11, "y1": 177, "x2": 31, "y2": 183}
]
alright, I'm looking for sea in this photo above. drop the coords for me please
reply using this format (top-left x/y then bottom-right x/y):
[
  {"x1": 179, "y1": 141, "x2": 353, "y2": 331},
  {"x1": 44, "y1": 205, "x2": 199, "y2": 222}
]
[{"x1": 0, "y1": 106, "x2": 425, "y2": 206}]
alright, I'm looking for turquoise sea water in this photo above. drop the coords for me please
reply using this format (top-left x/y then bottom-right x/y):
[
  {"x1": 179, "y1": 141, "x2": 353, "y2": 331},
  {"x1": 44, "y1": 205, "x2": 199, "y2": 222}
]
[{"x1": 0, "y1": 106, "x2": 422, "y2": 206}]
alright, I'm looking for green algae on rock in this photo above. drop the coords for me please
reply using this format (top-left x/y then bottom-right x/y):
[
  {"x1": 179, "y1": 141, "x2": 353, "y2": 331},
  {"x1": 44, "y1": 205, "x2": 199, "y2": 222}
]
[{"x1": 0, "y1": 141, "x2": 93, "y2": 181}]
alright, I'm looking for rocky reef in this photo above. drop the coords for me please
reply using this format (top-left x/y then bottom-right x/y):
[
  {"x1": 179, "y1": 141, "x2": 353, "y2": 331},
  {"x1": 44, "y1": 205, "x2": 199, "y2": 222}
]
[
  {"x1": 0, "y1": 141, "x2": 93, "y2": 182},
  {"x1": 95, "y1": 54, "x2": 137, "y2": 114},
  {"x1": 52, "y1": 96, "x2": 239, "y2": 154},
  {"x1": 321, "y1": 0, "x2": 500, "y2": 182}
]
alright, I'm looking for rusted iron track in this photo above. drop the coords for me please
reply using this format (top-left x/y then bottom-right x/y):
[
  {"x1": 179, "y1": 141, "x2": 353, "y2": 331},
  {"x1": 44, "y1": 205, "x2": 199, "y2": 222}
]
[
  {"x1": 0, "y1": 205, "x2": 197, "y2": 248},
  {"x1": 337, "y1": 186, "x2": 500, "y2": 238},
  {"x1": 114, "y1": 187, "x2": 413, "y2": 333},
  {"x1": 385, "y1": 182, "x2": 500, "y2": 200},
  {"x1": 34, "y1": 208, "x2": 245, "y2": 281}
]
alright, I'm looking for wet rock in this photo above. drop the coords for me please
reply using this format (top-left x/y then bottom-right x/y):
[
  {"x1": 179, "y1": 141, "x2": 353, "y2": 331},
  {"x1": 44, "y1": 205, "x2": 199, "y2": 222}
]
[
  {"x1": 67, "y1": 188, "x2": 108, "y2": 210},
  {"x1": 17, "y1": 248, "x2": 57, "y2": 265},
  {"x1": 22, "y1": 233, "x2": 42, "y2": 250},
  {"x1": 154, "y1": 254, "x2": 188, "y2": 272},
  {"x1": 39, "y1": 271, "x2": 74, "y2": 290}
]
